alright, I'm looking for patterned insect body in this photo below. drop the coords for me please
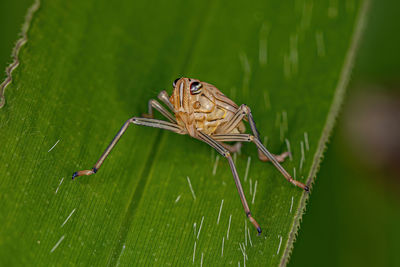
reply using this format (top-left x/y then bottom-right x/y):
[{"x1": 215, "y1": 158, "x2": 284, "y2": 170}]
[
  {"x1": 170, "y1": 78, "x2": 245, "y2": 136},
  {"x1": 73, "y1": 77, "x2": 309, "y2": 234}
]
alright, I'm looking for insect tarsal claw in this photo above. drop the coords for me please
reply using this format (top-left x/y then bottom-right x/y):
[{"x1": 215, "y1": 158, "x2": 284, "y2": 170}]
[{"x1": 257, "y1": 227, "x2": 262, "y2": 235}]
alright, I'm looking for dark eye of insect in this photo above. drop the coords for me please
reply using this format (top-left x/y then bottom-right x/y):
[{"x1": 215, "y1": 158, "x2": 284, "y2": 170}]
[
  {"x1": 173, "y1": 78, "x2": 181, "y2": 87},
  {"x1": 190, "y1": 82, "x2": 202, "y2": 94}
]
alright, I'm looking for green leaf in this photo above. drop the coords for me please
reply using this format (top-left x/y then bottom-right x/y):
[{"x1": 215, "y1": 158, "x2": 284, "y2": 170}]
[{"x1": 0, "y1": 0, "x2": 368, "y2": 265}]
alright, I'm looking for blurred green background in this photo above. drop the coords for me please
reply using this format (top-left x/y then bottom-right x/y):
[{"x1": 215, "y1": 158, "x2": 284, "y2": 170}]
[
  {"x1": 1, "y1": 0, "x2": 399, "y2": 266},
  {"x1": 290, "y1": 0, "x2": 400, "y2": 266}
]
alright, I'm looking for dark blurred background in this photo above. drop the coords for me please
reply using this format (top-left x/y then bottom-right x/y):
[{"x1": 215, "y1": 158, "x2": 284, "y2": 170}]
[
  {"x1": 290, "y1": 0, "x2": 400, "y2": 266},
  {"x1": 1, "y1": 0, "x2": 399, "y2": 266}
]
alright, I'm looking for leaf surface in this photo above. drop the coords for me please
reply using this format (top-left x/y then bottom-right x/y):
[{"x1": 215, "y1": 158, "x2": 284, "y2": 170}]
[{"x1": 0, "y1": 0, "x2": 368, "y2": 265}]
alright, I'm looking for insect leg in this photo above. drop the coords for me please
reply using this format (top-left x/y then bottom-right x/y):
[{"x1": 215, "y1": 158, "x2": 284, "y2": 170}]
[
  {"x1": 213, "y1": 133, "x2": 308, "y2": 191},
  {"x1": 218, "y1": 105, "x2": 248, "y2": 133},
  {"x1": 72, "y1": 118, "x2": 184, "y2": 179},
  {"x1": 142, "y1": 99, "x2": 176, "y2": 123},
  {"x1": 213, "y1": 133, "x2": 254, "y2": 142},
  {"x1": 197, "y1": 132, "x2": 262, "y2": 234},
  {"x1": 213, "y1": 134, "x2": 288, "y2": 162},
  {"x1": 157, "y1": 90, "x2": 175, "y2": 112},
  {"x1": 253, "y1": 138, "x2": 308, "y2": 191},
  {"x1": 257, "y1": 151, "x2": 290, "y2": 163},
  {"x1": 237, "y1": 106, "x2": 310, "y2": 192},
  {"x1": 218, "y1": 105, "x2": 287, "y2": 161},
  {"x1": 220, "y1": 142, "x2": 242, "y2": 153}
]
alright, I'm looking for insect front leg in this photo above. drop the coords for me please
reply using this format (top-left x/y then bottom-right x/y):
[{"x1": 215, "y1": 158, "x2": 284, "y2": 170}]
[
  {"x1": 72, "y1": 118, "x2": 184, "y2": 179},
  {"x1": 197, "y1": 132, "x2": 262, "y2": 234},
  {"x1": 157, "y1": 90, "x2": 175, "y2": 112},
  {"x1": 142, "y1": 98, "x2": 176, "y2": 123},
  {"x1": 218, "y1": 105, "x2": 249, "y2": 134}
]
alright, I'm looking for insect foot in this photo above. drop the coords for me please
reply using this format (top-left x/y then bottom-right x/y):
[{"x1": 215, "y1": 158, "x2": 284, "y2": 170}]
[
  {"x1": 292, "y1": 180, "x2": 309, "y2": 192},
  {"x1": 72, "y1": 168, "x2": 97, "y2": 179},
  {"x1": 247, "y1": 212, "x2": 262, "y2": 235}
]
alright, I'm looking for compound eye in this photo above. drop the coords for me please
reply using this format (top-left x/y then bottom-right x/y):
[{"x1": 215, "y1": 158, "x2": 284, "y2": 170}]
[
  {"x1": 190, "y1": 81, "x2": 202, "y2": 94},
  {"x1": 173, "y1": 78, "x2": 181, "y2": 87}
]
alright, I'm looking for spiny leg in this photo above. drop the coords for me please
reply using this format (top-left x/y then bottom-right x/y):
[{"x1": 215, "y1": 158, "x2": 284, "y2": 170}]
[
  {"x1": 72, "y1": 117, "x2": 184, "y2": 179},
  {"x1": 213, "y1": 133, "x2": 309, "y2": 191},
  {"x1": 142, "y1": 98, "x2": 176, "y2": 123},
  {"x1": 197, "y1": 132, "x2": 262, "y2": 234}
]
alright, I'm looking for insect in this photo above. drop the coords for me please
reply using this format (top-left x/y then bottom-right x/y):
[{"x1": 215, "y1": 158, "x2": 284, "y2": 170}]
[{"x1": 73, "y1": 78, "x2": 309, "y2": 234}]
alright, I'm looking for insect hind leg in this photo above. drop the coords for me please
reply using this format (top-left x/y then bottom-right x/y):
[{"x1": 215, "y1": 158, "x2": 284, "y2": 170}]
[
  {"x1": 243, "y1": 105, "x2": 309, "y2": 191},
  {"x1": 212, "y1": 130, "x2": 309, "y2": 192}
]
